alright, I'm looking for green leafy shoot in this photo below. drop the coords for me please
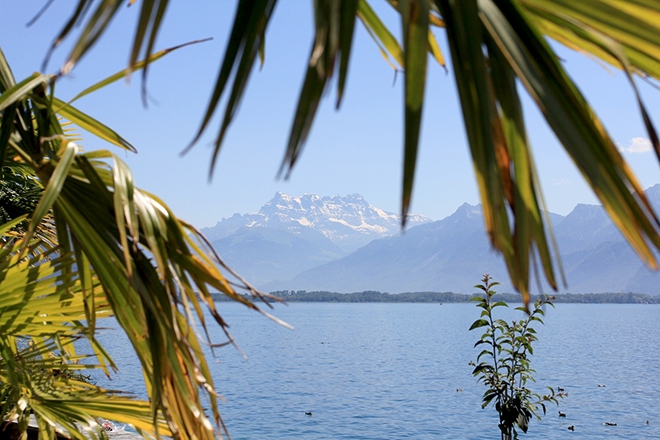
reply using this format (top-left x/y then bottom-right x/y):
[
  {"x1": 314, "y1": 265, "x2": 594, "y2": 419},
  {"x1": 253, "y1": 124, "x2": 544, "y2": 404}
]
[{"x1": 470, "y1": 274, "x2": 564, "y2": 440}]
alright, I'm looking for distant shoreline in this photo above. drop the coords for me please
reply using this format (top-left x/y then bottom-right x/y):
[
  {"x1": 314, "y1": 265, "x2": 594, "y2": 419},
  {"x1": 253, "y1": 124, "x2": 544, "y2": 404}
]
[{"x1": 211, "y1": 290, "x2": 660, "y2": 304}]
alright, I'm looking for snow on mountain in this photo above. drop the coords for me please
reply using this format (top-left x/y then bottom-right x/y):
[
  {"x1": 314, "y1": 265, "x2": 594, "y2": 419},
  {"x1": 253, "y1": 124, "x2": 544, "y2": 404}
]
[
  {"x1": 201, "y1": 192, "x2": 431, "y2": 253},
  {"x1": 267, "y1": 184, "x2": 660, "y2": 295}
]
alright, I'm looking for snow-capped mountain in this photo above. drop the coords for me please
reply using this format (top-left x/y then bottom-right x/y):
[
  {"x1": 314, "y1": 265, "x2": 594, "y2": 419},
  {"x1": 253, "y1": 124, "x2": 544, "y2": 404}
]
[
  {"x1": 202, "y1": 192, "x2": 431, "y2": 253},
  {"x1": 267, "y1": 185, "x2": 660, "y2": 295},
  {"x1": 202, "y1": 186, "x2": 660, "y2": 294}
]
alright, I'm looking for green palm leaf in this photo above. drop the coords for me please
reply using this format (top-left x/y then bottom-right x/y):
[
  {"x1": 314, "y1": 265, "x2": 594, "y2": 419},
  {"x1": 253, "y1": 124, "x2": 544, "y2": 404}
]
[
  {"x1": 1, "y1": 46, "x2": 283, "y2": 439},
  {"x1": 0, "y1": 238, "x2": 170, "y2": 439},
  {"x1": 400, "y1": 0, "x2": 430, "y2": 224}
]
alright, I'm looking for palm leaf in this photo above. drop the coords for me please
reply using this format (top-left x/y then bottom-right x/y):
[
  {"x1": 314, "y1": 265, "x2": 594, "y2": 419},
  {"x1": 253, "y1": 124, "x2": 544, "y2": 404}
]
[
  {"x1": 523, "y1": 0, "x2": 660, "y2": 80},
  {"x1": 68, "y1": 39, "x2": 211, "y2": 105},
  {"x1": 1, "y1": 52, "x2": 287, "y2": 438},
  {"x1": 481, "y1": 0, "x2": 660, "y2": 264},
  {"x1": 358, "y1": 0, "x2": 405, "y2": 68},
  {"x1": 185, "y1": 0, "x2": 278, "y2": 178},
  {"x1": 400, "y1": 0, "x2": 430, "y2": 225},
  {"x1": 0, "y1": 238, "x2": 171, "y2": 439},
  {"x1": 521, "y1": 0, "x2": 660, "y2": 158},
  {"x1": 436, "y1": 0, "x2": 517, "y2": 296}
]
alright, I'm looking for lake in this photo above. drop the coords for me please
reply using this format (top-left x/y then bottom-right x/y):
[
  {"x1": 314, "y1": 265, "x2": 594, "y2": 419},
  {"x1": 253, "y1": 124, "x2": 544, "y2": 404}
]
[{"x1": 95, "y1": 302, "x2": 660, "y2": 439}]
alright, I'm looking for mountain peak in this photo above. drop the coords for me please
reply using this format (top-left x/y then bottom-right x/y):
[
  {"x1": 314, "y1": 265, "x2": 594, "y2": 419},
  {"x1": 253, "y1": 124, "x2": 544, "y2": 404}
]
[
  {"x1": 345, "y1": 193, "x2": 364, "y2": 202},
  {"x1": 270, "y1": 191, "x2": 295, "y2": 205},
  {"x1": 202, "y1": 192, "x2": 431, "y2": 252},
  {"x1": 454, "y1": 202, "x2": 482, "y2": 218},
  {"x1": 565, "y1": 203, "x2": 605, "y2": 220},
  {"x1": 645, "y1": 183, "x2": 660, "y2": 202}
]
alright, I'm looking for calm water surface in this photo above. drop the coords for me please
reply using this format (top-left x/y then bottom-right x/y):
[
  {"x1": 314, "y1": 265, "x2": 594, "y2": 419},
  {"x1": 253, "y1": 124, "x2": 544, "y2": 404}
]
[{"x1": 96, "y1": 303, "x2": 660, "y2": 439}]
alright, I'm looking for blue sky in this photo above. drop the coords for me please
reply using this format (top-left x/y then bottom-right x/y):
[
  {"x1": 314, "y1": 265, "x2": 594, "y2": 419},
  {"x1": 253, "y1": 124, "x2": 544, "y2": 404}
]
[{"x1": 3, "y1": 2, "x2": 659, "y2": 228}]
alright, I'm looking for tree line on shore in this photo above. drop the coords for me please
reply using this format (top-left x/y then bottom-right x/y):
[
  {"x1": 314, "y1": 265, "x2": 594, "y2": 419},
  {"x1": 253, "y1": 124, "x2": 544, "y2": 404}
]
[{"x1": 211, "y1": 290, "x2": 660, "y2": 304}]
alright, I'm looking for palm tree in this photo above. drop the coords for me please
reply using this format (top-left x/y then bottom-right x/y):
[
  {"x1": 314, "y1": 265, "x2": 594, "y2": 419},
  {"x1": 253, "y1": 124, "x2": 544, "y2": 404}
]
[
  {"x1": 2, "y1": 1, "x2": 660, "y2": 439},
  {"x1": 0, "y1": 47, "x2": 283, "y2": 439}
]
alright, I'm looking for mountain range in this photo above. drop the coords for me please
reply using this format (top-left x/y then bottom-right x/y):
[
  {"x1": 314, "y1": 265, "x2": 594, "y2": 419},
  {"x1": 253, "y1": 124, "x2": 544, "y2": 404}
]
[
  {"x1": 201, "y1": 192, "x2": 430, "y2": 286},
  {"x1": 202, "y1": 187, "x2": 660, "y2": 295}
]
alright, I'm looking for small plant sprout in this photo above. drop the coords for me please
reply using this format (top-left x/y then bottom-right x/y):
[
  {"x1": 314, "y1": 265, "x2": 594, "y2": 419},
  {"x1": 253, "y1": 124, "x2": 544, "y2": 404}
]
[{"x1": 469, "y1": 274, "x2": 563, "y2": 440}]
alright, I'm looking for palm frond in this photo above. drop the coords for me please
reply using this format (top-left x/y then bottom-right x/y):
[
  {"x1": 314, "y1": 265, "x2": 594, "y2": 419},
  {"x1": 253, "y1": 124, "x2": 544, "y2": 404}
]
[
  {"x1": 1, "y1": 47, "x2": 282, "y2": 439},
  {"x1": 0, "y1": 238, "x2": 170, "y2": 439}
]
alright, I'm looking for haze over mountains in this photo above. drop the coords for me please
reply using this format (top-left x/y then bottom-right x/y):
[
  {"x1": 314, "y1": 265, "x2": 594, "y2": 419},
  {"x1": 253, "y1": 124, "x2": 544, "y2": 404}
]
[{"x1": 202, "y1": 187, "x2": 660, "y2": 295}]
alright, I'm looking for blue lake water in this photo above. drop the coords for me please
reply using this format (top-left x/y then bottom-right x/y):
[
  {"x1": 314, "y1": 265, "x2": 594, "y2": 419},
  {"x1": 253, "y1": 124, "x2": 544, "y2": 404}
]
[{"x1": 95, "y1": 303, "x2": 660, "y2": 439}]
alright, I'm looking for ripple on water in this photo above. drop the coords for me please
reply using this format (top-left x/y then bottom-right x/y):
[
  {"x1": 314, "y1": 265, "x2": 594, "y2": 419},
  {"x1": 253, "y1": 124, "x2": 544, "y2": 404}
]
[{"x1": 91, "y1": 303, "x2": 660, "y2": 439}]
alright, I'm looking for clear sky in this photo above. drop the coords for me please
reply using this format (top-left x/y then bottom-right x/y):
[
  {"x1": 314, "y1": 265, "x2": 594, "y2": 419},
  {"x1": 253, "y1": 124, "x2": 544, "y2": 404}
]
[{"x1": 3, "y1": 2, "x2": 659, "y2": 229}]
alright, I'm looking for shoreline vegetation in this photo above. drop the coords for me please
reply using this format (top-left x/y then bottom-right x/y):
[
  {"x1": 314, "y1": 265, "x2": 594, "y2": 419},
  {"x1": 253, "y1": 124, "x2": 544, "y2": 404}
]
[{"x1": 210, "y1": 290, "x2": 660, "y2": 304}]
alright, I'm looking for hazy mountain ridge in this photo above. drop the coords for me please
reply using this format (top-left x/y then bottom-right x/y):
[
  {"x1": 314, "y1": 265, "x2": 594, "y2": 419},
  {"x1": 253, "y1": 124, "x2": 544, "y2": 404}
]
[
  {"x1": 265, "y1": 185, "x2": 660, "y2": 295},
  {"x1": 264, "y1": 202, "x2": 513, "y2": 293},
  {"x1": 210, "y1": 226, "x2": 344, "y2": 287},
  {"x1": 556, "y1": 186, "x2": 660, "y2": 294}
]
